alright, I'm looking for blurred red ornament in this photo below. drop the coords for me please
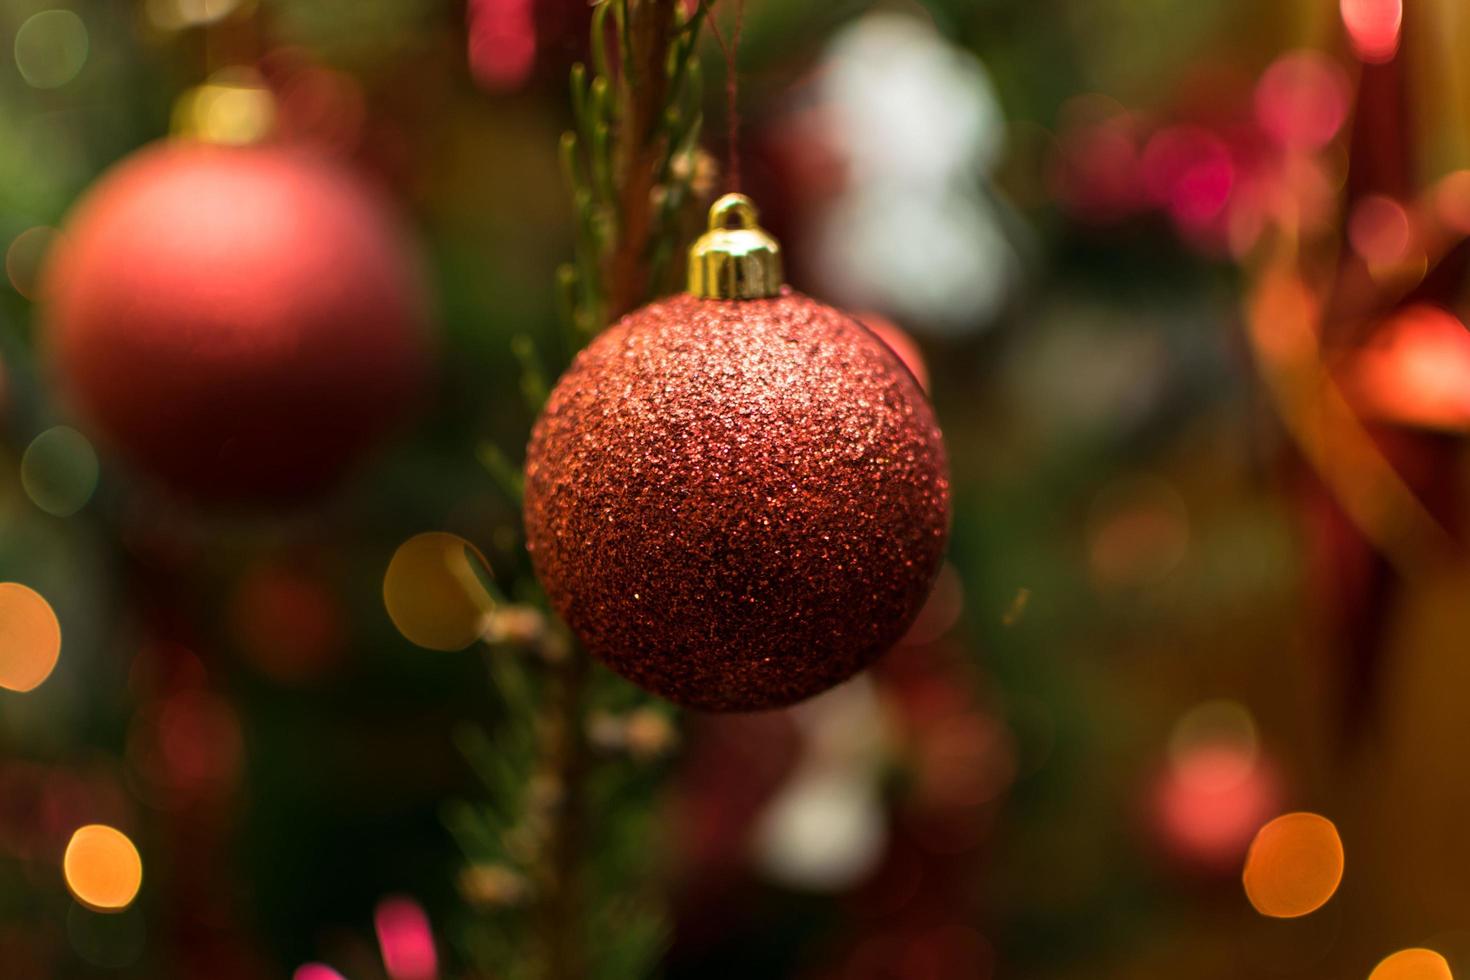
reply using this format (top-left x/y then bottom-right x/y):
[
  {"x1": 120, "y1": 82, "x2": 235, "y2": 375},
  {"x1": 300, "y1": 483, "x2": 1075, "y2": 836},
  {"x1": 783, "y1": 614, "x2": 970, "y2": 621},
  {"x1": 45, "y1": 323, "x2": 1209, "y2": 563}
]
[
  {"x1": 42, "y1": 141, "x2": 432, "y2": 503},
  {"x1": 525, "y1": 196, "x2": 949, "y2": 711}
]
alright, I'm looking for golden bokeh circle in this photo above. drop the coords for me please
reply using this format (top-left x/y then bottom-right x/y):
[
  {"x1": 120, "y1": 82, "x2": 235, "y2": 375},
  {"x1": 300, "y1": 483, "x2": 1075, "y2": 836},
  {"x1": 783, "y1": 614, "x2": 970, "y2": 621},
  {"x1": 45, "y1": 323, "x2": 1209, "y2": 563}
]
[
  {"x1": 5, "y1": 226, "x2": 57, "y2": 300},
  {"x1": 14, "y1": 9, "x2": 89, "y2": 90},
  {"x1": 1369, "y1": 948, "x2": 1454, "y2": 980},
  {"x1": 0, "y1": 582, "x2": 62, "y2": 692},
  {"x1": 21, "y1": 425, "x2": 100, "y2": 517},
  {"x1": 63, "y1": 825, "x2": 143, "y2": 912},
  {"x1": 383, "y1": 532, "x2": 494, "y2": 651},
  {"x1": 1242, "y1": 811, "x2": 1344, "y2": 918}
]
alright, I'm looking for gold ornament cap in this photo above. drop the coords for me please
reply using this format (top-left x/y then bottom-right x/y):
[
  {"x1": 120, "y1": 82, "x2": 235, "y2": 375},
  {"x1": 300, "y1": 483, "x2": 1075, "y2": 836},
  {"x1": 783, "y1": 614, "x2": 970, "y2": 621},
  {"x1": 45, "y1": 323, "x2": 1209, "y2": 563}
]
[{"x1": 688, "y1": 193, "x2": 783, "y2": 300}]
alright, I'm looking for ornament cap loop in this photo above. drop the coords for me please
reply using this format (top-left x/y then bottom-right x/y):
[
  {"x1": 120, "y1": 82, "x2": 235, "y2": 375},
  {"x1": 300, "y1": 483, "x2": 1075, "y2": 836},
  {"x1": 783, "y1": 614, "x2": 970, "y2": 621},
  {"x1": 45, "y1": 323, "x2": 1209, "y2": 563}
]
[{"x1": 688, "y1": 193, "x2": 783, "y2": 300}]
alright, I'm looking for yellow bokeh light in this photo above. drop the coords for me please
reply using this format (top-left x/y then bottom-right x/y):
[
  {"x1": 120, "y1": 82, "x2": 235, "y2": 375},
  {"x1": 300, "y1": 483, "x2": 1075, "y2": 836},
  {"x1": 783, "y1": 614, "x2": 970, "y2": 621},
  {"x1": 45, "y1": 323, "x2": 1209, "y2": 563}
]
[
  {"x1": 1370, "y1": 949, "x2": 1454, "y2": 980},
  {"x1": 147, "y1": 0, "x2": 246, "y2": 30},
  {"x1": 1168, "y1": 699, "x2": 1258, "y2": 788},
  {"x1": 383, "y1": 532, "x2": 494, "y2": 651},
  {"x1": 63, "y1": 825, "x2": 143, "y2": 913},
  {"x1": 171, "y1": 70, "x2": 275, "y2": 146},
  {"x1": 14, "y1": 10, "x2": 89, "y2": 90},
  {"x1": 0, "y1": 582, "x2": 62, "y2": 693},
  {"x1": 6, "y1": 226, "x2": 57, "y2": 300},
  {"x1": 1242, "y1": 811, "x2": 1344, "y2": 918},
  {"x1": 22, "y1": 426, "x2": 100, "y2": 517}
]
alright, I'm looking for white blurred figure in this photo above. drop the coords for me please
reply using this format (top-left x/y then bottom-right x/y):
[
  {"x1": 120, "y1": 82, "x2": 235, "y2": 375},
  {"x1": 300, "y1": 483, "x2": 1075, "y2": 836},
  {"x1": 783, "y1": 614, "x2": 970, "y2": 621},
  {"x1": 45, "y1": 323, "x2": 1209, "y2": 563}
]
[
  {"x1": 805, "y1": 12, "x2": 1019, "y2": 336},
  {"x1": 752, "y1": 677, "x2": 891, "y2": 892}
]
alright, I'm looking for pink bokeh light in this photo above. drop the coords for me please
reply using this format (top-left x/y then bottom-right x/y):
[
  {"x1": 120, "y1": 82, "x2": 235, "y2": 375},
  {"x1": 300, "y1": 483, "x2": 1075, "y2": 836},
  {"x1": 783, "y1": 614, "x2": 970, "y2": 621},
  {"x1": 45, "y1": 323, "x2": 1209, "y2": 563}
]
[
  {"x1": 294, "y1": 966, "x2": 348, "y2": 980},
  {"x1": 1348, "y1": 194, "x2": 1412, "y2": 268},
  {"x1": 1048, "y1": 101, "x2": 1143, "y2": 223},
  {"x1": 1340, "y1": 0, "x2": 1402, "y2": 64},
  {"x1": 1141, "y1": 126, "x2": 1236, "y2": 232},
  {"x1": 468, "y1": 0, "x2": 537, "y2": 92},
  {"x1": 1254, "y1": 50, "x2": 1350, "y2": 150},
  {"x1": 374, "y1": 896, "x2": 439, "y2": 980}
]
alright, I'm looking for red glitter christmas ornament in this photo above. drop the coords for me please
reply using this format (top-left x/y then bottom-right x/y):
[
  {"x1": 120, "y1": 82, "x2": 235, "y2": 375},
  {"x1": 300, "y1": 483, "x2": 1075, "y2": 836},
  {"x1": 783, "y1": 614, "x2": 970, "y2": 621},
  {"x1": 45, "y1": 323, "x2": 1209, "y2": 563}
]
[
  {"x1": 42, "y1": 140, "x2": 432, "y2": 503},
  {"x1": 524, "y1": 195, "x2": 950, "y2": 711}
]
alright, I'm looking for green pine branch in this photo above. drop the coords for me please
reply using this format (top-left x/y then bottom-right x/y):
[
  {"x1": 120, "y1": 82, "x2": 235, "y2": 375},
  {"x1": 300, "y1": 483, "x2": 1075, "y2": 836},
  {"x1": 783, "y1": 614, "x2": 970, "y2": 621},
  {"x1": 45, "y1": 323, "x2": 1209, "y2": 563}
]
[{"x1": 456, "y1": 2, "x2": 712, "y2": 978}]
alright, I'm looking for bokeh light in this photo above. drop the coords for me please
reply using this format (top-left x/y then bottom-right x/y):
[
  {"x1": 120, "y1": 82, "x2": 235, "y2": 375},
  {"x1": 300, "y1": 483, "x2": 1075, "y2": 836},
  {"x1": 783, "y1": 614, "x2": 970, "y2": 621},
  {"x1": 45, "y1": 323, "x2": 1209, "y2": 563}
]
[
  {"x1": 1341, "y1": 0, "x2": 1402, "y2": 64},
  {"x1": 374, "y1": 896, "x2": 438, "y2": 980},
  {"x1": 468, "y1": 0, "x2": 537, "y2": 92},
  {"x1": 230, "y1": 564, "x2": 345, "y2": 684},
  {"x1": 1086, "y1": 476, "x2": 1190, "y2": 590},
  {"x1": 1048, "y1": 95, "x2": 1141, "y2": 222},
  {"x1": 21, "y1": 426, "x2": 99, "y2": 517},
  {"x1": 146, "y1": 0, "x2": 246, "y2": 30},
  {"x1": 1140, "y1": 126, "x2": 1235, "y2": 233},
  {"x1": 1242, "y1": 812, "x2": 1344, "y2": 918},
  {"x1": 63, "y1": 825, "x2": 143, "y2": 913},
  {"x1": 809, "y1": 11, "x2": 1016, "y2": 333},
  {"x1": 264, "y1": 53, "x2": 367, "y2": 152},
  {"x1": 820, "y1": 12, "x2": 1004, "y2": 184},
  {"x1": 1349, "y1": 195, "x2": 1413, "y2": 269},
  {"x1": 67, "y1": 903, "x2": 146, "y2": 969},
  {"x1": 1345, "y1": 305, "x2": 1470, "y2": 431},
  {"x1": 128, "y1": 688, "x2": 245, "y2": 801},
  {"x1": 915, "y1": 710, "x2": 1016, "y2": 810},
  {"x1": 383, "y1": 532, "x2": 494, "y2": 651},
  {"x1": 1155, "y1": 702, "x2": 1278, "y2": 872},
  {"x1": 0, "y1": 582, "x2": 62, "y2": 693},
  {"x1": 1370, "y1": 948, "x2": 1454, "y2": 980},
  {"x1": 172, "y1": 70, "x2": 276, "y2": 146},
  {"x1": 5, "y1": 226, "x2": 57, "y2": 300},
  {"x1": 1255, "y1": 51, "x2": 1350, "y2": 150},
  {"x1": 14, "y1": 10, "x2": 89, "y2": 89},
  {"x1": 293, "y1": 966, "x2": 349, "y2": 980},
  {"x1": 1167, "y1": 699, "x2": 1259, "y2": 780},
  {"x1": 1435, "y1": 170, "x2": 1470, "y2": 234},
  {"x1": 755, "y1": 769, "x2": 886, "y2": 891},
  {"x1": 1155, "y1": 743, "x2": 1280, "y2": 871}
]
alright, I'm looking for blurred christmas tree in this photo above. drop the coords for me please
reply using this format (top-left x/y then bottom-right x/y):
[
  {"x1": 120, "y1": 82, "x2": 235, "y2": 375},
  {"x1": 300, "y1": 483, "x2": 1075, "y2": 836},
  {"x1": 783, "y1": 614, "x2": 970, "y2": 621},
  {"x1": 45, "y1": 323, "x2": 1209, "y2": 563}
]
[{"x1": 8, "y1": 1, "x2": 1470, "y2": 979}]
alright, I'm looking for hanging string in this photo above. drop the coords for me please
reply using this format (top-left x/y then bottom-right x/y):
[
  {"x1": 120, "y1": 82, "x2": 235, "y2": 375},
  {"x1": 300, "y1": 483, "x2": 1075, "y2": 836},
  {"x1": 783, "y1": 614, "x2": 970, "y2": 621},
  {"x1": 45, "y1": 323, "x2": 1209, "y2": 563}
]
[{"x1": 706, "y1": 0, "x2": 744, "y2": 192}]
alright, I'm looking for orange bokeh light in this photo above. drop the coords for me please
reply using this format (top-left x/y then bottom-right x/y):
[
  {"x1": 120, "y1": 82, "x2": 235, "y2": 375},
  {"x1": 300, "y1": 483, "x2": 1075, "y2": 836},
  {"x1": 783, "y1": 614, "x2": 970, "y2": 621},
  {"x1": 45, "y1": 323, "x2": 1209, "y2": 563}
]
[
  {"x1": 1370, "y1": 949, "x2": 1454, "y2": 980},
  {"x1": 0, "y1": 582, "x2": 62, "y2": 693},
  {"x1": 1435, "y1": 171, "x2": 1470, "y2": 234},
  {"x1": 63, "y1": 824, "x2": 143, "y2": 912},
  {"x1": 1242, "y1": 811, "x2": 1344, "y2": 918}
]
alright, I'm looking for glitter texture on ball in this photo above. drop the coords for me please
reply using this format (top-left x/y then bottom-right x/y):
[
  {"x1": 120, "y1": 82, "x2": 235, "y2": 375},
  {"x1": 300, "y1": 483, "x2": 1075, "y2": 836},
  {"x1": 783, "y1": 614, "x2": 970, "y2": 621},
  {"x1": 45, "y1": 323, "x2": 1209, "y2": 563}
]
[{"x1": 524, "y1": 288, "x2": 950, "y2": 711}]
